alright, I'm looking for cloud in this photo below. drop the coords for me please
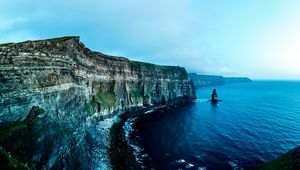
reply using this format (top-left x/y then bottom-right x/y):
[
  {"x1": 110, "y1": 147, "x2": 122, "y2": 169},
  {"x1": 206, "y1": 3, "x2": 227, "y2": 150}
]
[
  {"x1": 0, "y1": 15, "x2": 37, "y2": 43},
  {"x1": 0, "y1": 31, "x2": 38, "y2": 43},
  {"x1": 219, "y1": 67, "x2": 239, "y2": 76},
  {"x1": 0, "y1": 0, "x2": 239, "y2": 76},
  {"x1": 0, "y1": 0, "x2": 211, "y2": 75},
  {"x1": 0, "y1": 16, "x2": 26, "y2": 31},
  {"x1": 1, "y1": 0, "x2": 299, "y2": 79}
]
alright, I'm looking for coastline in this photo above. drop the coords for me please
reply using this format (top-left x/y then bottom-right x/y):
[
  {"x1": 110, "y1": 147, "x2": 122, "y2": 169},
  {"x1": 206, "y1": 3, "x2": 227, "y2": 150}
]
[
  {"x1": 108, "y1": 101, "x2": 194, "y2": 170},
  {"x1": 109, "y1": 116, "x2": 140, "y2": 170}
]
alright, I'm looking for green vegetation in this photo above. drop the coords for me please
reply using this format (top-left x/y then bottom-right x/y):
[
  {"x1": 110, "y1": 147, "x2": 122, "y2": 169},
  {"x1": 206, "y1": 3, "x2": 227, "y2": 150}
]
[
  {"x1": 0, "y1": 43, "x2": 13, "y2": 47},
  {"x1": 257, "y1": 146, "x2": 300, "y2": 170},
  {"x1": 130, "y1": 60, "x2": 157, "y2": 70},
  {"x1": 129, "y1": 60, "x2": 175, "y2": 74},
  {"x1": 43, "y1": 36, "x2": 78, "y2": 43},
  {"x1": 0, "y1": 106, "x2": 44, "y2": 169},
  {"x1": 0, "y1": 106, "x2": 45, "y2": 141},
  {"x1": 0, "y1": 121, "x2": 27, "y2": 142},
  {"x1": 129, "y1": 90, "x2": 142, "y2": 99},
  {"x1": 0, "y1": 146, "x2": 31, "y2": 170},
  {"x1": 84, "y1": 101, "x2": 94, "y2": 116},
  {"x1": 85, "y1": 90, "x2": 117, "y2": 114},
  {"x1": 0, "y1": 36, "x2": 76, "y2": 47},
  {"x1": 95, "y1": 90, "x2": 116, "y2": 108}
]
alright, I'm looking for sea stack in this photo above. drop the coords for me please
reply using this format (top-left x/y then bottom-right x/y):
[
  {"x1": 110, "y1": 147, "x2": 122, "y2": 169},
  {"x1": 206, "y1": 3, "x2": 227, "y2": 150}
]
[{"x1": 211, "y1": 89, "x2": 218, "y2": 103}]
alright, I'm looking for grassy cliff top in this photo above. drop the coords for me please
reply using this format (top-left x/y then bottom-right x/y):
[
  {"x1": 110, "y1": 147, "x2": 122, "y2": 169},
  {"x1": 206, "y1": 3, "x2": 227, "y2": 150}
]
[
  {"x1": 257, "y1": 146, "x2": 300, "y2": 170},
  {"x1": 40, "y1": 36, "x2": 79, "y2": 43},
  {"x1": 130, "y1": 60, "x2": 185, "y2": 71},
  {"x1": 0, "y1": 36, "x2": 79, "y2": 47}
]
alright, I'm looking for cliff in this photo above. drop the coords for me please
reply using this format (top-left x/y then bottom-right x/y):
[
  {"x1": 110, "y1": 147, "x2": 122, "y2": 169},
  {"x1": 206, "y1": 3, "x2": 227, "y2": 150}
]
[
  {"x1": 188, "y1": 73, "x2": 225, "y2": 88},
  {"x1": 257, "y1": 146, "x2": 300, "y2": 170},
  {"x1": 224, "y1": 77, "x2": 252, "y2": 84},
  {"x1": 188, "y1": 73, "x2": 251, "y2": 88},
  {"x1": 0, "y1": 36, "x2": 195, "y2": 169}
]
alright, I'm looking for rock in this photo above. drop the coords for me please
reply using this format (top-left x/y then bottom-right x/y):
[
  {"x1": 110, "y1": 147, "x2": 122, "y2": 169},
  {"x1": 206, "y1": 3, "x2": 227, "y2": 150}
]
[
  {"x1": 0, "y1": 36, "x2": 196, "y2": 169},
  {"x1": 188, "y1": 73, "x2": 225, "y2": 88},
  {"x1": 256, "y1": 146, "x2": 300, "y2": 170},
  {"x1": 188, "y1": 73, "x2": 251, "y2": 88},
  {"x1": 224, "y1": 77, "x2": 252, "y2": 84},
  {"x1": 211, "y1": 89, "x2": 218, "y2": 102}
]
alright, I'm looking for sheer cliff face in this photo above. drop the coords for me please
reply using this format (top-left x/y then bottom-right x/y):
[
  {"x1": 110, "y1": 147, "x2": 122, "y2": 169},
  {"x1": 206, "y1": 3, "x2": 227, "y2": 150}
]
[{"x1": 0, "y1": 36, "x2": 195, "y2": 169}]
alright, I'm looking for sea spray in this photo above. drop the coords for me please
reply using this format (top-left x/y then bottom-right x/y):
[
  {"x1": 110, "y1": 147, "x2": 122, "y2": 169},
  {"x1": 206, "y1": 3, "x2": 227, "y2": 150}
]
[
  {"x1": 123, "y1": 117, "x2": 151, "y2": 168},
  {"x1": 91, "y1": 116, "x2": 118, "y2": 170}
]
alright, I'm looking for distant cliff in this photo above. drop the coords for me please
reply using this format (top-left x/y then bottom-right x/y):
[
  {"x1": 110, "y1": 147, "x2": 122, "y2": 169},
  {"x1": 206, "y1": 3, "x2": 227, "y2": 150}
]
[
  {"x1": 0, "y1": 36, "x2": 195, "y2": 169},
  {"x1": 224, "y1": 77, "x2": 252, "y2": 84},
  {"x1": 188, "y1": 73, "x2": 251, "y2": 88},
  {"x1": 188, "y1": 73, "x2": 225, "y2": 87}
]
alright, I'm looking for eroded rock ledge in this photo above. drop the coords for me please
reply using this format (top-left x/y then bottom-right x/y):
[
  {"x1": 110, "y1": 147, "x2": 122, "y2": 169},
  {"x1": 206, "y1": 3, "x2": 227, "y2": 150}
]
[{"x1": 0, "y1": 36, "x2": 195, "y2": 169}]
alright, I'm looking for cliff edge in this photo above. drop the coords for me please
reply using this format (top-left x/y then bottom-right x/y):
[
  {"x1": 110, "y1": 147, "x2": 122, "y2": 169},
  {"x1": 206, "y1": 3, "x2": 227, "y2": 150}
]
[
  {"x1": 0, "y1": 36, "x2": 195, "y2": 169},
  {"x1": 188, "y1": 73, "x2": 251, "y2": 88}
]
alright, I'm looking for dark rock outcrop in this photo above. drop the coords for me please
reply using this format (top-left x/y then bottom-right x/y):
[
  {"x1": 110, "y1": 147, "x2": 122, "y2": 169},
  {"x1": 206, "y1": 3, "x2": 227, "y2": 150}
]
[
  {"x1": 0, "y1": 36, "x2": 195, "y2": 169},
  {"x1": 211, "y1": 89, "x2": 218, "y2": 102},
  {"x1": 188, "y1": 73, "x2": 251, "y2": 88},
  {"x1": 257, "y1": 146, "x2": 300, "y2": 170}
]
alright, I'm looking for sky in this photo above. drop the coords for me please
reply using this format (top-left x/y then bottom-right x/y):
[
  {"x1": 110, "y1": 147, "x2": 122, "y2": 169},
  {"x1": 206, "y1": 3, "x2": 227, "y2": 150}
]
[{"x1": 0, "y1": 0, "x2": 300, "y2": 80}]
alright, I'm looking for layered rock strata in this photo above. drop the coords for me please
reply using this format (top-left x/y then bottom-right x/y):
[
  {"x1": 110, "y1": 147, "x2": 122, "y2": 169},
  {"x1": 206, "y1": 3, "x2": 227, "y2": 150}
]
[{"x1": 0, "y1": 36, "x2": 195, "y2": 169}]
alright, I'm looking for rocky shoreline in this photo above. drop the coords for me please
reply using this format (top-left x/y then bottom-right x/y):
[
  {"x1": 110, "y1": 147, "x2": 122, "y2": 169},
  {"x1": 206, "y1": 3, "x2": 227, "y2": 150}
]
[
  {"x1": 109, "y1": 116, "x2": 139, "y2": 170},
  {"x1": 108, "y1": 101, "x2": 194, "y2": 170}
]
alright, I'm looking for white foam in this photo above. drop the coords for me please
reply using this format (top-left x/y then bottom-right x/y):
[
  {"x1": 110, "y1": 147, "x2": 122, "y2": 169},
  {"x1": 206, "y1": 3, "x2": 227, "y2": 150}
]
[
  {"x1": 228, "y1": 160, "x2": 244, "y2": 170},
  {"x1": 123, "y1": 117, "x2": 149, "y2": 165},
  {"x1": 175, "y1": 159, "x2": 186, "y2": 164},
  {"x1": 195, "y1": 98, "x2": 210, "y2": 103},
  {"x1": 144, "y1": 109, "x2": 155, "y2": 114},
  {"x1": 185, "y1": 163, "x2": 195, "y2": 169},
  {"x1": 90, "y1": 116, "x2": 119, "y2": 170}
]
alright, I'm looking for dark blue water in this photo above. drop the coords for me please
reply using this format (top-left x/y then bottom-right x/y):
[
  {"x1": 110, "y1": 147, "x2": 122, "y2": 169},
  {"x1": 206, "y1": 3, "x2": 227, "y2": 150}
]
[{"x1": 126, "y1": 81, "x2": 300, "y2": 170}]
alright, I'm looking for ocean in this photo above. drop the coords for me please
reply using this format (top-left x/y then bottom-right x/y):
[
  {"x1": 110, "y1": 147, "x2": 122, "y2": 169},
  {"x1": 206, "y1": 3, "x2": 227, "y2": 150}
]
[{"x1": 124, "y1": 81, "x2": 300, "y2": 170}]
